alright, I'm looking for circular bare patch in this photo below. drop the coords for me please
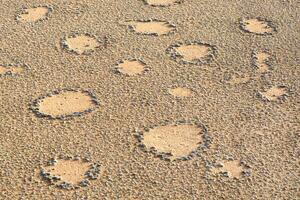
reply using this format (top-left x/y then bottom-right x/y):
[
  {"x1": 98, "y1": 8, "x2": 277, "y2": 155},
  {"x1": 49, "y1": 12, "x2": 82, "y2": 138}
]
[
  {"x1": 31, "y1": 89, "x2": 99, "y2": 119},
  {"x1": 240, "y1": 18, "x2": 276, "y2": 35},
  {"x1": 143, "y1": 0, "x2": 183, "y2": 6},
  {"x1": 17, "y1": 6, "x2": 51, "y2": 23},
  {"x1": 0, "y1": 64, "x2": 26, "y2": 76},
  {"x1": 115, "y1": 59, "x2": 148, "y2": 76},
  {"x1": 62, "y1": 34, "x2": 100, "y2": 55},
  {"x1": 125, "y1": 20, "x2": 175, "y2": 36},
  {"x1": 226, "y1": 74, "x2": 251, "y2": 85},
  {"x1": 166, "y1": 41, "x2": 216, "y2": 65},
  {"x1": 40, "y1": 157, "x2": 101, "y2": 189},
  {"x1": 259, "y1": 86, "x2": 289, "y2": 101},
  {"x1": 137, "y1": 122, "x2": 210, "y2": 161},
  {"x1": 168, "y1": 87, "x2": 194, "y2": 97},
  {"x1": 253, "y1": 51, "x2": 272, "y2": 73},
  {"x1": 211, "y1": 159, "x2": 249, "y2": 178}
]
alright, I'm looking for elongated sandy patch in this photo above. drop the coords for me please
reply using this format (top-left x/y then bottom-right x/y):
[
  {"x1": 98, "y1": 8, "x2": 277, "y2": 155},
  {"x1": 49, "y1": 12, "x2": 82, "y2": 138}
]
[
  {"x1": 41, "y1": 157, "x2": 101, "y2": 189},
  {"x1": 144, "y1": 0, "x2": 182, "y2": 6},
  {"x1": 167, "y1": 41, "x2": 216, "y2": 65},
  {"x1": 0, "y1": 65, "x2": 25, "y2": 76},
  {"x1": 254, "y1": 52, "x2": 272, "y2": 73},
  {"x1": 62, "y1": 34, "x2": 100, "y2": 55},
  {"x1": 212, "y1": 160, "x2": 247, "y2": 178},
  {"x1": 142, "y1": 124, "x2": 204, "y2": 160},
  {"x1": 116, "y1": 59, "x2": 147, "y2": 76},
  {"x1": 126, "y1": 20, "x2": 175, "y2": 36},
  {"x1": 168, "y1": 87, "x2": 194, "y2": 97},
  {"x1": 176, "y1": 44, "x2": 211, "y2": 61},
  {"x1": 32, "y1": 89, "x2": 99, "y2": 119},
  {"x1": 44, "y1": 159, "x2": 90, "y2": 185},
  {"x1": 227, "y1": 74, "x2": 251, "y2": 85},
  {"x1": 260, "y1": 86, "x2": 289, "y2": 101},
  {"x1": 241, "y1": 18, "x2": 275, "y2": 35},
  {"x1": 17, "y1": 7, "x2": 50, "y2": 23}
]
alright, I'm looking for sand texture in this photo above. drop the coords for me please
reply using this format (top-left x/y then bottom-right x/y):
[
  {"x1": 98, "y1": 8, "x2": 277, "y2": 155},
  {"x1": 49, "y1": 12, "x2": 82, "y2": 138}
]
[
  {"x1": 142, "y1": 124, "x2": 204, "y2": 160},
  {"x1": 211, "y1": 159, "x2": 248, "y2": 179},
  {"x1": 43, "y1": 159, "x2": 91, "y2": 185},
  {"x1": 0, "y1": 0, "x2": 299, "y2": 199},
  {"x1": 62, "y1": 34, "x2": 101, "y2": 55},
  {"x1": 241, "y1": 18, "x2": 276, "y2": 35},
  {"x1": 17, "y1": 6, "x2": 51, "y2": 23},
  {"x1": 143, "y1": 0, "x2": 182, "y2": 7},
  {"x1": 0, "y1": 65, "x2": 25, "y2": 76},
  {"x1": 31, "y1": 89, "x2": 99, "y2": 119},
  {"x1": 168, "y1": 87, "x2": 194, "y2": 97},
  {"x1": 124, "y1": 20, "x2": 175, "y2": 36},
  {"x1": 115, "y1": 59, "x2": 148, "y2": 76}
]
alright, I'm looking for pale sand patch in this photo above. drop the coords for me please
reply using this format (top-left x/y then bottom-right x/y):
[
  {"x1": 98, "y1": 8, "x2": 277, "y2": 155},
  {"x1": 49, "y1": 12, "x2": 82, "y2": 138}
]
[
  {"x1": 35, "y1": 90, "x2": 98, "y2": 118},
  {"x1": 167, "y1": 42, "x2": 216, "y2": 65},
  {"x1": 168, "y1": 87, "x2": 194, "y2": 97},
  {"x1": 142, "y1": 124, "x2": 204, "y2": 160},
  {"x1": 175, "y1": 44, "x2": 211, "y2": 62},
  {"x1": 227, "y1": 74, "x2": 251, "y2": 85},
  {"x1": 126, "y1": 21, "x2": 175, "y2": 36},
  {"x1": 260, "y1": 86, "x2": 288, "y2": 101},
  {"x1": 18, "y1": 7, "x2": 50, "y2": 23},
  {"x1": 63, "y1": 35, "x2": 100, "y2": 54},
  {"x1": 117, "y1": 60, "x2": 146, "y2": 76},
  {"x1": 212, "y1": 160, "x2": 245, "y2": 178},
  {"x1": 242, "y1": 18, "x2": 275, "y2": 35},
  {"x1": 43, "y1": 159, "x2": 91, "y2": 185},
  {"x1": 144, "y1": 0, "x2": 181, "y2": 6},
  {"x1": 255, "y1": 52, "x2": 271, "y2": 73},
  {"x1": 0, "y1": 65, "x2": 24, "y2": 75},
  {"x1": 256, "y1": 52, "x2": 270, "y2": 64}
]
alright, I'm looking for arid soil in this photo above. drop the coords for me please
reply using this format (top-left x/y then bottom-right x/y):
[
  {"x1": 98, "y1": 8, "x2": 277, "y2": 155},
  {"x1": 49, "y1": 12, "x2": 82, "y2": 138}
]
[{"x1": 0, "y1": 0, "x2": 299, "y2": 199}]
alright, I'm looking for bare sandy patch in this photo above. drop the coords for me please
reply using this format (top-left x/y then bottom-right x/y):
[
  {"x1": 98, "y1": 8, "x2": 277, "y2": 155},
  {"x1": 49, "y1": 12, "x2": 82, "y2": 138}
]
[
  {"x1": 253, "y1": 51, "x2": 272, "y2": 73},
  {"x1": 259, "y1": 86, "x2": 289, "y2": 101},
  {"x1": 176, "y1": 45, "x2": 210, "y2": 61},
  {"x1": 125, "y1": 20, "x2": 175, "y2": 36},
  {"x1": 41, "y1": 157, "x2": 101, "y2": 189},
  {"x1": 17, "y1": 6, "x2": 51, "y2": 23},
  {"x1": 227, "y1": 74, "x2": 251, "y2": 85},
  {"x1": 62, "y1": 34, "x2": 100, "y2": 55},
  {"x1": 139, "y1": 124, "x2": 206, "y2": 161},
  {"x1": 212, "y1": 160, "x2": 247, "y2": 178},
  {"x1": 115, "y1": 59, "x2": 147, "y2": 76},
  {"x1": 0, "y1": 65, "x2": 25, "y2": 76},
  {"x1": 31, "y1": 89, "x2": 99, "y2": 119},
  {"x1": 143, "y1": 0, "x2": 182, "y2": 6},
  {"x1": 168, "y1": 87, "x2": 194, "y2": 97},
  {"x1": 167, "y1": 41, "x2": 216, "y2": 65},
  {"x1": 240, "y1": 18, "x2": 276, "y2": 35}
]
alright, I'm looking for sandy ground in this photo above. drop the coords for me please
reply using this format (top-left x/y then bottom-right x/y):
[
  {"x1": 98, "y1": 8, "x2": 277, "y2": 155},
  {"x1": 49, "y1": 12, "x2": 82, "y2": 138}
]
[{"x1": 0, "y1": 0, "x2": 299, "y2": 199}]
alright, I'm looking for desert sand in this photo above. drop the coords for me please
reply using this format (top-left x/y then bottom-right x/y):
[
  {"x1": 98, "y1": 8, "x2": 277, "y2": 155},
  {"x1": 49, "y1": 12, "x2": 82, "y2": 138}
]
[
  {"x1": 123, "y1": 20, "x2": 175, "y2": 36},
  {"x1": 0, "y1": 65, "x2": 25, "y2": 76},
  {"x1": 115, "y1": 59, "x2": 148, "y2": 76},
  {"x1": 0, "y1": 0, "x2": 299, "y2": 199}
]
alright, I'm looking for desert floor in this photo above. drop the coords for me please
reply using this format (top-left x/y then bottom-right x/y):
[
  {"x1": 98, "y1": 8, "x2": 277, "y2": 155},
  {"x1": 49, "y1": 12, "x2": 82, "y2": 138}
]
[{"x1": 0, "y1": 0, "x2": 299, "y2": 199}]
